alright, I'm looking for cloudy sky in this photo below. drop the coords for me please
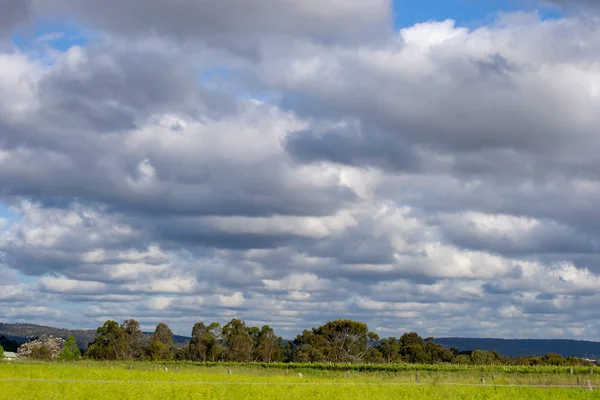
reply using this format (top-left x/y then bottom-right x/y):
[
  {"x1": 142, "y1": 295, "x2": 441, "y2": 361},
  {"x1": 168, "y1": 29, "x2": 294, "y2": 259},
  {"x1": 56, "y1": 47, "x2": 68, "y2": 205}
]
[{"x1": 1, "y1": 0, "x2": 600, "y2": 340}]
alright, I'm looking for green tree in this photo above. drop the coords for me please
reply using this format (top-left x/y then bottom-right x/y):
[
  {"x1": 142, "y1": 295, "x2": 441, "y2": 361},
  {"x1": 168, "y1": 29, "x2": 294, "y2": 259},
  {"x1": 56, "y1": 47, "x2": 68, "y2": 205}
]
[
  {"x1": 471, "y1": 349, "x2": 496, "y2": 365},
  {"x1": 363, "y1": 347, "x2": 385, "y2": 363},
  {"x1": 148, "y1": 341, "x2": 171, "y2": 361},
  {"x1": 399, "y1": 332, "x2": 424, "y2": 348},
  {"x1": 254, "y1": 325, "x2": 283, "y2": 362},
  {"x1": 121, "y1": 319, "x2": 143, "y2": 360},
  {"x1": 59, "y1": 336, "x2": 81, "y2": 361},
  {"x1": 187, "y1": 322, "x2": 220, "y2": 362},
  {"x1": 147, "y1": 323, "x2": 174, "y2": 361},
  {"x1": 151, "y1": 323, "x2": 174, "y2": 350},
  {"x1": 378, "y1": 337, "x2": 401, "y2": 363},
  {"x1": 425, "y1": 342, "x2": 453, "y2": 363},
  {"x1": 222, "y1": 319, "x2": 254, "y2": 362},
  {"x1": 315, "y1": 320, "x2": 379, "y2": 363},
  {"x1": 30, "y1": 345, "x2": 52, "y2": 361},
  {"x1": 452, "y1": 354, "x2": 472, "y2": 364},
  {"x1": 542, "y1": 352, "x2": 565, "y2": 366},
  {"x1": 402, "y1": 343, "x2": 431, "y2": 363},
  {"x1": 86, "y1": 320, "x2": 127, "y2": 360},
  {"x1": 0, "y1": 344, "x2": 4, "y2": 358},
  {"x1": 291, "y1": 330, "x2": 326, "y2": 362}
]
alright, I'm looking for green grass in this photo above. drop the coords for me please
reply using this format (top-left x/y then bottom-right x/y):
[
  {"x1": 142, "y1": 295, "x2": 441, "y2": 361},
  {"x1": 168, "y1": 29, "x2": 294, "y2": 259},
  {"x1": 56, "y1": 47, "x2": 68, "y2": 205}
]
[{"x1": 1, "y1": 361, "x2": 599, "y2": 399}]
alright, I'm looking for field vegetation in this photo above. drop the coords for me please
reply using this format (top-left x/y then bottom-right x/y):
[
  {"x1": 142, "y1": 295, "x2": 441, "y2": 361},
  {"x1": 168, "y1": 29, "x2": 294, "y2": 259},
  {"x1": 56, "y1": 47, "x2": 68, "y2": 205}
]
[{"x1": 1, "y1": 361, "x2": 599, "y2": 399}]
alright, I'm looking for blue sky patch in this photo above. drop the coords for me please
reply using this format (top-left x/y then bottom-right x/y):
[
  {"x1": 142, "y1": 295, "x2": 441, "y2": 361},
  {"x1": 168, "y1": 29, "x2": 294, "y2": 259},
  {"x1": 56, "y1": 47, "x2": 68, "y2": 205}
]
[
  {"x1": 11, "y1": 18, "x2": 93, "y2": 52},
  {"x1": 393, "y1": 0, "x2": 563, "y2": 28}
]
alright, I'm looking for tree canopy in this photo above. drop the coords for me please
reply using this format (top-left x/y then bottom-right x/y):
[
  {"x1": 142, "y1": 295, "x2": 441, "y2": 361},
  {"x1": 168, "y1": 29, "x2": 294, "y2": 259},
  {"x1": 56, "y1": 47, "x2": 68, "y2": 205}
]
[{"x1": 77, "y1": 318, "x2": 596, "y2": 367}]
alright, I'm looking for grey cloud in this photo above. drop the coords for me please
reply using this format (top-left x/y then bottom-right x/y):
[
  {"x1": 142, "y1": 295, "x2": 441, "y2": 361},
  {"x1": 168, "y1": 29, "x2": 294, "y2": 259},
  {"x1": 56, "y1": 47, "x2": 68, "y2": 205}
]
[
  {"x1": 438, "y1": 214, "x2": 600, "y2": 259},
  {"x1": 35, "y1": 0, "x2": 391, "y2": 53},
  {"x1": 543, "y1": 0, "x2": 600, "y2": 11},
  {"x1": 0, "y1": 46, "x2": 355, "y2": 220},
  {"x1": 285, "y1": 125, "x2": 419, "y2": 172},
  {"x1": 0, "y1": 0, "x2": 32, "y2": 35}
]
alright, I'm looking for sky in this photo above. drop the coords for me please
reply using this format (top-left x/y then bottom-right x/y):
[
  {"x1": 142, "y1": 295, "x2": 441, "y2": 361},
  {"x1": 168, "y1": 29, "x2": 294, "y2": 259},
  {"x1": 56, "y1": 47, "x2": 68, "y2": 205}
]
[{"x1": 1, "y1": 0, "x2": 600, "y2": 340}]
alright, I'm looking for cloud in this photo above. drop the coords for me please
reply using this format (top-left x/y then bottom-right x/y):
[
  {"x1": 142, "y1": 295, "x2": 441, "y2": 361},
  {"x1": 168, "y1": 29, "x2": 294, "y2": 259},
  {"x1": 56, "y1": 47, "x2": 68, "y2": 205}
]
[
  {"x1": 1, "y1": 3, "x2": 600, "y2": 340},
  {"x1": 542, "y1": 0, "x2": 600, "y2": 12},
  {"x1": 0, "y1": 0, "x2": 32, "y2": 36},
  {"x1": 35, "y1": 0, "x2": 392, "y2": 54}
]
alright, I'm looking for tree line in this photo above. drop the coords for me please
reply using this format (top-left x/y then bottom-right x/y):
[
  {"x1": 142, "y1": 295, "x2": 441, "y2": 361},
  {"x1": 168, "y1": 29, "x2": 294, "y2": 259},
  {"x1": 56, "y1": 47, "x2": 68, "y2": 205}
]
[{"x1": 65, "y1": 318, "x2": 593, "y2": 366}]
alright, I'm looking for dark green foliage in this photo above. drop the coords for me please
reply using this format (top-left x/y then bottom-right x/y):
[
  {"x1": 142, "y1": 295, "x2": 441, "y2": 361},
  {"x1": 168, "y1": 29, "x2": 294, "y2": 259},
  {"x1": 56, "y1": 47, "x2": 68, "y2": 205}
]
[
  {"x1": 39, "y1": 318, "x2": 600, "y2": 367},
  {"x1": 85, "y1": 321, "x2": 127, "y2": 360},
  {"x1": 453, "y1": 354, "x2": 472, "y2": 364},
  {"x1": 180, "y1": 322, "x2": 221, "y2": 362},
  {"x1": 290, "y1": 320, "x2": 378, "y2": 363},
  {"x1": 379, "y1": 337, "x2": 402, "y2": 363},
  {"x1": 30, "y1": 345, "x2": 52, "y2": 361},
  {"x1": 147, "y1": 323, "x2": 175, "y2": 361},
  {"x1": 148, "y1": 340, "x2": 171, "y2": 361},
  {"x1": 254, "y1": 325, "x2": 283, "y2": 362},
  {"x1": 0, "y1": 336, "x2": 19, "y2": 352},
  {"x1": 222, "y1": 319, "x2": 254, "y2": 362},
  {"x1": 471, "y1": 349, "x2": 496, "y2": 365},
  {"x1": 59, "y1": 336, "x2": 81, "y2": 361},
  {"x1": 151, "y1": 323, "x2": 174, "y2": 350},
  {"x1": 121, "y1": 320, "x2": 143, "y2": 360},
  {"x1": 0, "y1": 344, "x2": 4, "y2": 358}
]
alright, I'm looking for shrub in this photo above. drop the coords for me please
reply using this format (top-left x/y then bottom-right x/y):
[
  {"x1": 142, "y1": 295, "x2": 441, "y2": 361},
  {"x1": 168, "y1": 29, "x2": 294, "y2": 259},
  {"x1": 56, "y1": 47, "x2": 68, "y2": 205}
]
[
  {"x1": 59, "y1": 336, "x2": 81, "y2": 361},
  {"x1": 30, "y1": 345, "x2": 52, "y2": 361}
]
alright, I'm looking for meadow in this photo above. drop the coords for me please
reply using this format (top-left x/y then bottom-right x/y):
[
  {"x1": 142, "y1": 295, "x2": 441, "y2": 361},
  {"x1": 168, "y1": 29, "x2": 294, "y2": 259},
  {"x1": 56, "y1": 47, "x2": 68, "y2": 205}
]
[{"x1": 1, "y1": 361, "x2": 599, "y2": 399}]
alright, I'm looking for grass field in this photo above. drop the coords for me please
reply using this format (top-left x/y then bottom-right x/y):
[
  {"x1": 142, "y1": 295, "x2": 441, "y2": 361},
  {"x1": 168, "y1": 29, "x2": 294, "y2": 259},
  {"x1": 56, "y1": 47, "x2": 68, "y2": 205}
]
[{"x1": 1, "y1": 362, "x2": 600, "y2": 399}]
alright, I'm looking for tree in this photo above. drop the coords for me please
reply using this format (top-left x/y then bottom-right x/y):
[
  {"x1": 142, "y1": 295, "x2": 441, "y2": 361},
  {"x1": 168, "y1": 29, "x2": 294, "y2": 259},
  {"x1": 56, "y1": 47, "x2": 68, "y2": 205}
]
[
  {"x1": 30, "y1": 345, "x2": 52, "y2": 361},
  {"x1": 59, "y1": 336, "x2": 81, "y2": 361},
  {"x1": 187, "y1": 322, "x2": 219, "y2": 362},
  {"x1": 254, "y1": 325, "x2": 283, "y2": 362},
  {"x1": 86, "y1": 320, "x2": 127, "y2": 360},
  {"x1": 291, "y1": 330, "x2": 326, "y2": 363},
  {"x1": 542, "y1": 352, "x2": 565, "y2": 366},
  {"x1": 399, "y1": 332, "x2": 424, "y2": 348},
  {"x1": 402, "y1": 343, "x2": 431, "y2": 364},
  {"x1": 425, "y1": 342, "x2": 453, "y2": 363},
  {"x1": 471, "y1": 350, "x2": 496, "y2": 365},
  {"x1": 314, "y1": 320, "x2": 379, "y2": 363},
  {"x1": 222, "y1": 319, "x2": 254, "y2": 362},
  {"x1": 147, "y1": 323, "x2": 174, "y2": 361},
  {"x1": 151, "y1": 323, "x2": 174, "y2": 350},
  {"x1": 378, "y1": 337, "x2": 401, "y2": 363},
  {"x1": 121, "y1": 319, "x2": 143, "y2": 360},
  {"x1": 363, "y1": 347, "x2": 385, "y2": 363},
  {"x1": 0, "y1": 344, "x2": 4, "y2": 358},
  {"x1": 452, "y1": 354, "x2": 472, "y2": 364},
  {"x1": 148, "y1": 340, "x2": 171, "y2": 361}
]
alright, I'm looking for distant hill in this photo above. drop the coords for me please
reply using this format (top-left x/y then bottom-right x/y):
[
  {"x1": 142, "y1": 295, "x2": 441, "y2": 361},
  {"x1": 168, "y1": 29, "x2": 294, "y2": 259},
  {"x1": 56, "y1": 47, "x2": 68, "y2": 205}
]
[
  {"x1": 0, "y1": 323, "x2": 190, "y2": 350},
  {"x1": 435, "y1": 338, "x2": 600, "y2": 359}
]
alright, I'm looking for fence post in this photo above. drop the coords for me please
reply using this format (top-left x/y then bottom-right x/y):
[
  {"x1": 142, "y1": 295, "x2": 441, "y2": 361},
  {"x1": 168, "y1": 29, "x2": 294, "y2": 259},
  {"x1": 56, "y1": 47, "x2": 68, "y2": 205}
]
[
  {"x1": 570, "y1": 367, "x2": 573, "y2": 375},
  {"x1": 416, "y1": 373, "x2": 419, "y2": 383},
  {"x1": 578, "y1": 376, "x2": 581, "y2": 386},
  {"x1": 481, "y1": 378, "x2": 485, "y2": 384},
  {"x1": 587, "y1": 380, "x2": 593, "y2": 392}
]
